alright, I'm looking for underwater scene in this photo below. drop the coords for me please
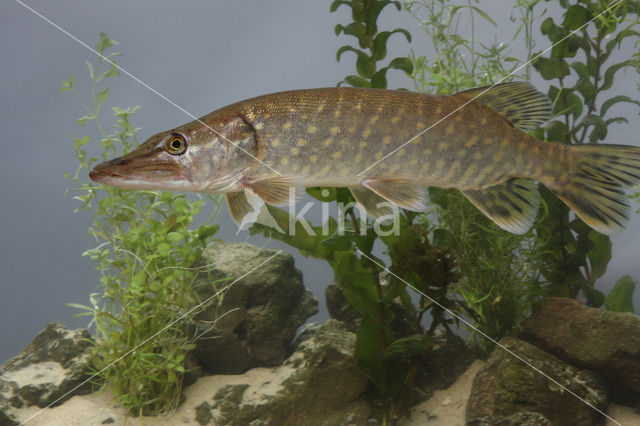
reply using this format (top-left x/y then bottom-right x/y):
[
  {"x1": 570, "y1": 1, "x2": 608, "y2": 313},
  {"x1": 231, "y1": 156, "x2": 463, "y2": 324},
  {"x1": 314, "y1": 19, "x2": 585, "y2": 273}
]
[{"x1": 3, "y1": 1, "x2": 640, "y2": 425}]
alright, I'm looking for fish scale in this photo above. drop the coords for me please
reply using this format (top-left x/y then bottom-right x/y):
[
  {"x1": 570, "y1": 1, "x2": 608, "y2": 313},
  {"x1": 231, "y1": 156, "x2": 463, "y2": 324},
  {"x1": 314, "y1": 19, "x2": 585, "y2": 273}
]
[{"x1": 90, "y1": 82, "x2": 640, "y2": 236}]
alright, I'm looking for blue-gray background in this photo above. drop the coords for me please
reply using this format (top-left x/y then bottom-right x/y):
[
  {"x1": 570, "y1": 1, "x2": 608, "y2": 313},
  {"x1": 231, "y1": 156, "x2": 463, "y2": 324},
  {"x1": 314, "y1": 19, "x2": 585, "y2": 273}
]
[{"x1": 1, "y1": 0, "x2": 639, "y2": 363}]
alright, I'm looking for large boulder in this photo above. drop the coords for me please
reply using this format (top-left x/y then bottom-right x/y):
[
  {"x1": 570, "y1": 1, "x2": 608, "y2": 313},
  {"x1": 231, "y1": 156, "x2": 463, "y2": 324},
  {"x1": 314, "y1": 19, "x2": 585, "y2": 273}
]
[
  {"x1": 0, "y1": 323, "x2": 93, "y2": 422},
  {"x1": 522, "y1": 297, "x2": 640, "y2": 398},
  {"x1": 466, "y1": 337, "x2": 608, "y2": 425},
  {"x1": 192, "y1": 242, "x2": 318, "y2": 374},
  {"x1": 198, "y1": 320, "x2": 370, "y2": 425}
]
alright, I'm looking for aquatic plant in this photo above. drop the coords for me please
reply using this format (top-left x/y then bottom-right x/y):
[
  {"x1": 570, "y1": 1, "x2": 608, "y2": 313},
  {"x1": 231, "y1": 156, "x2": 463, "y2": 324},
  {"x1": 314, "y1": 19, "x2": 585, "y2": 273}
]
[
  {"x1": 61, "y1": 33, "x2": 221, "y2": 416},
  {"x1": 405, "y1": 0, "x2": 549, "y2": 355},
  {"x1": 532, "y1": 0, "x2": 640, "y2": 306}
]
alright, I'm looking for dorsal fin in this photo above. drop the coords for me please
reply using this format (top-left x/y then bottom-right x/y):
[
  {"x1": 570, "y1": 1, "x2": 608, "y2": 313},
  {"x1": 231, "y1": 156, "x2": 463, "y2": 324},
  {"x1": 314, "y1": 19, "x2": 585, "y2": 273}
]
[{"x1": 456, "y1": 82, "x2": 552, "y2": 132}]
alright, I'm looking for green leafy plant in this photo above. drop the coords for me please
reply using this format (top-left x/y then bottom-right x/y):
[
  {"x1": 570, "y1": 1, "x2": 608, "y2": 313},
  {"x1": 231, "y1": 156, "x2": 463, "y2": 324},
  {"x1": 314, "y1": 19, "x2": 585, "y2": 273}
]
[
  {"x1": 605, "y1": 275, "x2": 636, "y2": 312},
  {"x1": 333, "y1": 0, "x2": 413, "y2": 88},
  {"x1": 60, "y1": 33, "x2": 221, "y2": 416},
  {"x1": 406, "y1": 0, "x2": 547, "y2": 354},
  {"x1": 532, "y1": 0, "x2": 640, "y2": 306}
]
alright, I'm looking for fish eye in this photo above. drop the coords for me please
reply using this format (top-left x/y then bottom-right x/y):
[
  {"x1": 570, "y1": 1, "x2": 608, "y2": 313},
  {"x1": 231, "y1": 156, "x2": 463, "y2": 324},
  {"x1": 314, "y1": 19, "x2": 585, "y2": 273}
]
[{"x1": 165, "y1": 133, "x2": 187, "y2": 155}]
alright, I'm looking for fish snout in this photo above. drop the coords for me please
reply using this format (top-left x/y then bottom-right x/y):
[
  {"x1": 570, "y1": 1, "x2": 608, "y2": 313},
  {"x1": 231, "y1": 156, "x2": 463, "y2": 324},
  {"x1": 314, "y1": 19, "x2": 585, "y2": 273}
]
[{"x1": 89, "y1": 157, "x2": 130, "y2": 182}]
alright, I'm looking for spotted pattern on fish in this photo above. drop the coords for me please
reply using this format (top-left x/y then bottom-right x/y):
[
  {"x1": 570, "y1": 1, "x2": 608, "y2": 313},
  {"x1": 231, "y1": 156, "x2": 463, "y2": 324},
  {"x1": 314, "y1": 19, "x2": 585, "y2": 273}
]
[{"x1": 90, "y1": 82, "x2": 640, "y2": 236}]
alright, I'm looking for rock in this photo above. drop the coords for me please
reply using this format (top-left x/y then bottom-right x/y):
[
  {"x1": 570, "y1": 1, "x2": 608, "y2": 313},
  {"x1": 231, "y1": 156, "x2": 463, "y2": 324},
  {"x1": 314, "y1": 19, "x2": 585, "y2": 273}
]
[
  {"x1": 413, "y1": 329, "x2": 476, "y2": 402},
  {"x1": 466, "y1": 337, "x2": 608, "y2": 426},
  {"x1": 209, "y1": 320, "x2": 370, "y2": 425},
  {"x1": 0, "y1": 322, "x2": 93, "y2": 417},
  {"x1": 194, "y1": 400, "x2": 213, "y2": 425},
  {"x1": 325, "y1": 282, "x2": 361, "y2": 330},
  {"x1": 0, "y1": 409, "x2": 19, "y2": 426},
  {"x1": 182, "y1": 350, "x2": 202, "y2": 388},
  {"x1": 192, "y1": 242, "x2": 318, "y2": 374},
  {"x1": 290, "y1": 322, "x2": 322, "y2": 351},
  {"x1": 522, "y1": 297, "x2": 640, "y2": 400},
  {"x1": 467, "y1": 411, "x2": 552, "y2": 425}
]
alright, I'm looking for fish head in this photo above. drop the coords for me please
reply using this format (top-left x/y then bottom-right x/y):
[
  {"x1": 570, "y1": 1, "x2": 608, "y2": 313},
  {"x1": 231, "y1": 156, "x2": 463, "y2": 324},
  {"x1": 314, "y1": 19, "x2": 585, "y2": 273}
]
[{"x1": 89, "y1": 114, "x2": 258, "y2": 193}]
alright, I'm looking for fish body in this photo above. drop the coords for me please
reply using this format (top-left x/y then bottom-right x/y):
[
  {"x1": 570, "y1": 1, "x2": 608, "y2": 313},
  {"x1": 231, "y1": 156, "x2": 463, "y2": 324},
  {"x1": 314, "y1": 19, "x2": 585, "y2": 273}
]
[{"x1": 90, "y1": 82, "x2": 640, "y2": 235}]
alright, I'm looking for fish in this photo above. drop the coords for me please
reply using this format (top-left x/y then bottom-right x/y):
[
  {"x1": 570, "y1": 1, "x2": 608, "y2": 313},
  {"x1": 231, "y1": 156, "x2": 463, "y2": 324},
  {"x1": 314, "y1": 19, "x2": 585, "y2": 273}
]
[{"x1": 89, "y1": 82, "x2": 640, "y2": 235}]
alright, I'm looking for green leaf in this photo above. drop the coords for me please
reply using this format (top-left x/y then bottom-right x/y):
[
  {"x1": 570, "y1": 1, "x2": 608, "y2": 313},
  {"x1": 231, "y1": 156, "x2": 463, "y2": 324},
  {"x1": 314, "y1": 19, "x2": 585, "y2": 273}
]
[
  {"x1": 330, "y1": 0, "x2": 351, "y2": 13},
  {"x1": 166, "y1": 232, "x2": 183, "y2": 243},
  {"x1": 471, "y1": 6, "x2": 497, "y2": 27},
  {"x1": 588, "y1": 289, "x2": 606, "y2": 307},
  {"x1": 580, "y1": 114, "x2": 608, "y2": 142},
  {"x1": 388, "y1": 57, "x2": 413, "y2": 74},
  {"x1": 574, "y1": 79, "x2": 595, "y2": 104},
  {"x1": 76, "y1": 115, "x2": 95, "y2": 127},
  {"x1": 601, "y1": 95, "x2": 640, "y2": 117},
  {"x1": 336, "y1": 45, "x2": 358, "y2": 62},
  {"x1": 370, "y1": 68, "x2": 388, "y2": 89},
  {"x1": 571, "y1": 62, "x2": 590, "y2": 79},
  {"x1": 354, "y1": 317, "x2": 384, "y2": 387},
  {"x1": 602, "y1": 60, "x2": 633, "y2": 91},
  {"x1": 587, "y1": 231, "x2": 611, "y2": 281},
  {"x1": 85, "y1": 60, "x2": 95, "y2": 81},
  {"x1": 197, "y1": 224, "x2": 219, "y2": 241},
  {"x1": 372, "y1": 28, "x2": 412, "y2": 62},
  {"x1": 96, "y1": 67, "x2": 120, "y2": 82},
  {"x1": 605, "y1": 275, "x2": 636, "y2": 313},
  {"x1": 356, "y1": 55, "x2": 375, "y2": 78},
  {"x1": 534, "y1": 56, "x2": 570, "y2": 80},
  {"x1": 96, "y1": 32, "x2": 118, "y2": 54},
  {"x1": 545, "y1": 120, "x2": 569, "y2": 141},
  {"x1": 173, "y1": 198, "x2": 189, "y2": 213},
  {"x1": 432, "y1": 228, "x2": 454, "y2": 249},
  {"x1": 66, "y1": 302, "x2": 94, "y2": 312},
  {"x1": 320, "y1": 232, "x2": 353, "y2": 251},
  {"x1": 606, "y1": 29, "x2": 640, "y2": 52},
  {"x1": 96, "y1": 88, "x2": 110, "y2": 110},
  {"x1": 343, "y1": 75, "x2": 371, "y2": 88},
  {"x1": 383, "y1": 334, "x2": 432, "y2": 359},
  {"x1": 562, "y1": 5, "x2": 588, "y2": 30},
  {"x1": 157, "y1": 242, "x2": 172, "y2": 256}
]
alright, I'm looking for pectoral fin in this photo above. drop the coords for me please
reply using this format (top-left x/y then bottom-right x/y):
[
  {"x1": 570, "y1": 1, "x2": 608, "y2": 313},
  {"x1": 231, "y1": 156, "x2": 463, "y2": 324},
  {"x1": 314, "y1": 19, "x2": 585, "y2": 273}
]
[
  {"x1": 361, "y1": 177, "x2": 428, "y2": 211},
  {"x1": 226, "y1": 191, "x2": 264, "y2": 228},
  {"x1": 350, "y1": 186, "x2": 395, "y2": 221},
  {"x1": 462, "y1": 178, "x2": 540, "y2": 234},
  {"x1": 242, "y1": 177, "x2": 297, "y2": 205}
]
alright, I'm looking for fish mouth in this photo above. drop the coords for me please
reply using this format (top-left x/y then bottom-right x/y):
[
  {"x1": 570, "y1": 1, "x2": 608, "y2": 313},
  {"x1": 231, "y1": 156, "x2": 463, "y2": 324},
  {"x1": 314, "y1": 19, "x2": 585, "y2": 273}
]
[{"x1": 89, "y1": 159, "x2": 186, "y2": 189}]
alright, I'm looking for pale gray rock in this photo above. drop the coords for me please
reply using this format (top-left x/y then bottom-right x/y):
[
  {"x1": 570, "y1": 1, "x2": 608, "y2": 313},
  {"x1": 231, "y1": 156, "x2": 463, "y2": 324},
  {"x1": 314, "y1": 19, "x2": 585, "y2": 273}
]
[
  {"x1": 192, "y1": 242, "x2": 318, "y2": 374},
  {"x1": 0, "y1": 322, "x2": 93, "y2": 421},
  {"x1": 466, "y1": 337, "x2": 608, "y2": 426},
  {"x1": 467, "y1": 411, "x2": 552, "y2": 425},
  {"x1": 205, "y1": 320, "x2": 370, "y2": 425},
  {"x1": 522, "y1": 297, "x2": 640, "y2": 402}
]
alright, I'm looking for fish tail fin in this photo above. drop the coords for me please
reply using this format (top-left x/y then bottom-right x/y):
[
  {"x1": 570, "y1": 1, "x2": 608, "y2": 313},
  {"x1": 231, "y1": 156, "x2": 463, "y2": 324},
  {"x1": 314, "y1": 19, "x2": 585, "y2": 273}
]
[{"x1": 550, "y1": 144, "x2": 640, "y2": 235}]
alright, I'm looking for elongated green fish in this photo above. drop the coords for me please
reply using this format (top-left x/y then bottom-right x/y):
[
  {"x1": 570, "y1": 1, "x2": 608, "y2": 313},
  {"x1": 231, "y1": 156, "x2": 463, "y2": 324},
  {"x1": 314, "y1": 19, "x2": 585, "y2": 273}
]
[{"x1": 90, "y1": 82, "x2": 640, "y2": 235}]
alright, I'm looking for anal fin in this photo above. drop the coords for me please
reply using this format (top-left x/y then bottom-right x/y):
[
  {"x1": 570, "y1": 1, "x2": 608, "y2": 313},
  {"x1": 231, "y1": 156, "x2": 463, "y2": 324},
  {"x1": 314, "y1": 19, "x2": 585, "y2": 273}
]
[
  {"x1": 361, "y1": 177, "x2": 428, "y2": 211},
  {"x1": 462, "y1": 178, "x2": 540, "y2": 234},
  {"x1": 350, "y1": 186, "x2": 395, "y2": 222}
]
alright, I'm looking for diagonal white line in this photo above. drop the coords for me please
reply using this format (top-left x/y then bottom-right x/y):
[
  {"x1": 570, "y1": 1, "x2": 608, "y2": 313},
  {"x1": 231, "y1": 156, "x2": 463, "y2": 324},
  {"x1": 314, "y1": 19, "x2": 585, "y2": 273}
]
[
  {"x1": 356, "y1": 249, "x2": 621, "y2": 426},
  {"x1": 18, "y1": 250, "x2": 283, "y2": 425},
  {"x1": 14, "y1": 0, "x2": 282, "y2": 177},
  {"x1": 357, "y1": 0, "x2": 624, "y2": 176}
]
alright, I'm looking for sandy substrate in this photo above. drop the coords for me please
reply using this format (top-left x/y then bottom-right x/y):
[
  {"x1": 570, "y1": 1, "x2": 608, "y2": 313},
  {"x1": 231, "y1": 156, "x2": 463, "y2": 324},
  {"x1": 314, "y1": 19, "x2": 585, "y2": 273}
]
[
  {"x1": 11, "y1": 359, "x2": 640, "y2": 426},
  {"x1": 13, "y1": 366, "x2": 282, "y2": 426}
]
